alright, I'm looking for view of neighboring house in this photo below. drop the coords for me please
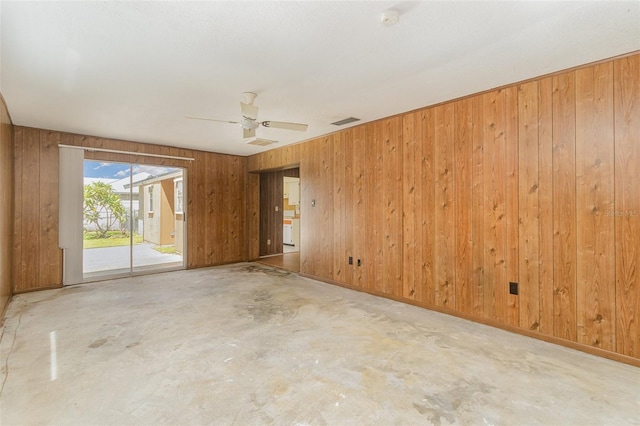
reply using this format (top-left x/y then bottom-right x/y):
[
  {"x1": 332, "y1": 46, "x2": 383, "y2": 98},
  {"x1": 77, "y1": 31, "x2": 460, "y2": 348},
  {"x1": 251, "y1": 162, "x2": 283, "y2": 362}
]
[
  {"x1": 135, "y1": 170, "x2": 184, "y2": 253},
  {"x1": 83, "y1": 172, "x2": 151, "y2": 233}
]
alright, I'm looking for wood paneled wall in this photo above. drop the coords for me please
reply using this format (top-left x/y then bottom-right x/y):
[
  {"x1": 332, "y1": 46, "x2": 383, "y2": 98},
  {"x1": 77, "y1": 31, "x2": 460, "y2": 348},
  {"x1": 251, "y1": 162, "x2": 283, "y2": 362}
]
[
  {"x1": 260, "y1": 171, "x2": 284, "y2": 256},
  {"x1": 247, "y1": 53, "x2": 640, "y2": 364},
  {"x1": 12, "y1": 127, "x2": 247, "y2": 292},
  {"x1": 0, "y1": 95, "x2": 14, "y2": 317}
]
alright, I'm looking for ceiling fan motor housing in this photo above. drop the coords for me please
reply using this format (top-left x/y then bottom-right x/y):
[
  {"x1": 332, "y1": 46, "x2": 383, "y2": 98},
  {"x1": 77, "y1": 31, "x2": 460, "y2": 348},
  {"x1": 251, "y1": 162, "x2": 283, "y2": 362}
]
[{"x1": 240, "y1": 117, "x2": 259, "y2": 130}]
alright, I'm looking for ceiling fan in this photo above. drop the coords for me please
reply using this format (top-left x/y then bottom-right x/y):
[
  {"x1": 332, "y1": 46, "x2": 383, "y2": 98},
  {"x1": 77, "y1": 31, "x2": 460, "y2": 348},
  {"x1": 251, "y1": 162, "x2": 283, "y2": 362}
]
[{"x1": 186, "y1": 92, "x2": 308, "y2": 144}]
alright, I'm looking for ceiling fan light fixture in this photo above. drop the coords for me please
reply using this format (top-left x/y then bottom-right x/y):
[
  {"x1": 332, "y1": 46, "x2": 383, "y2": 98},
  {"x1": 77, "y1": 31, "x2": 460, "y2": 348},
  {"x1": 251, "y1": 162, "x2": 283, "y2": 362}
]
[{"x1": 240, "y1": 117, "x2": 259, "y2": 130}]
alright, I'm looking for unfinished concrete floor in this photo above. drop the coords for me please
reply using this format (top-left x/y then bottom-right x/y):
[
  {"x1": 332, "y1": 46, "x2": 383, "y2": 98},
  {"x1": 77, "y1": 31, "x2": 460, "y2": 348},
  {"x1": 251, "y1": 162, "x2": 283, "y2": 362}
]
[{"x1": 1, "y1": 263, "x2": 638, "y2": 425}]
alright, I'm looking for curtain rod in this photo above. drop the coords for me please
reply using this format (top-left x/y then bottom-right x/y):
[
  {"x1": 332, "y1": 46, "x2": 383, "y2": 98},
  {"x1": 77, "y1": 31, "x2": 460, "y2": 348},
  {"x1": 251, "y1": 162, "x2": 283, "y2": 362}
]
[{"x1": 58, "y1": 144, "x2": 195, "y2": 162}]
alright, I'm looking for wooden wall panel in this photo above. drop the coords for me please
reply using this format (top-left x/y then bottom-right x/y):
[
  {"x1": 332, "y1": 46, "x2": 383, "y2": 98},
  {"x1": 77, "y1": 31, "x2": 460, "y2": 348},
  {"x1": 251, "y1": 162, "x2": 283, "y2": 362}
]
[
  {"x1": 259, "y1": 171, "x2": 284, "y2": 256},
  {"x1": 402, "y1": 112, "x2": 420, "y2": 301},
  {"x1": 300, "y1": 137, "x2": 334, "y2": 281},
  {"x1": 421, "y1": 110, "x2": 437, "y2": 306},
  {"x1": 434, "y1": 105, "x2": 455, "y2": 308},
  {"x1": 482, "y1": 89, "x2": 508, "y2": 323},
  {"x1": 332, "y1": 132, "x2": 348, "y2": 284},
  {"x1": 614, "y1": 55, "x2": 640, "y2": 357},
  {"x1": 538, "y1": 77, "x2": 555, "y2": 335},
  {"x1": 518, "y1": 81, "x2": 540, "y2": 331},
  {"x1": 454, "y1": 99, "x2": 474, "y2": 315},
  {"x1": 551, "y1": 72, "x2": 578, "y2": 341},
  {"x1": 381, "y1": 117, "x2": 403, "y2": 297},
  {"x1": 245, "y1": 52, "x2": 640, "y2": 364},
  {"x1": 12, "y1": 128, "x2": 63, "y2": 292},
  {"x1": 366, "y1": 123, "x2": 384, "y2": 293},
  {"x1": 246, "y1": 172, "x2": 260, "y2": 260},
  {"x1": 575, "y1": 62, "x2": 616, "y2": 350},
  {"x1": 0, "y1": 95, "x2": 13, "y2": 315},
  {"x1": 504, "y1": 86, "x2": 519, "y2": 327},
  {"x1": 39, "y1": 131, "x2": 61, "y2": 287},
  {"x1": 351, "y1": 126, "x2": 367, "y2": 289},
  {"x1": 12, "y1": 127, "x2": 246, "y2": 292},
  {"x1": 470, "y1": 95, "x2": 485, "y2": 317}
]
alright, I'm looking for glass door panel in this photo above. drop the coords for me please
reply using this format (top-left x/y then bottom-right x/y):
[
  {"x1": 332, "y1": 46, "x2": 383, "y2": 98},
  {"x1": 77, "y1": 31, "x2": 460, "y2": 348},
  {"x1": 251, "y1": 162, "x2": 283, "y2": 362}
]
[
  {"x1": 82, "y1": 160, "x2": 185, "y2": 281},
  {"x1": 82, "y1": 160, "x2": 134, "y2": 280},
  {"x1": 132, "y1": 166, "x2": 185, "y2": 273}
]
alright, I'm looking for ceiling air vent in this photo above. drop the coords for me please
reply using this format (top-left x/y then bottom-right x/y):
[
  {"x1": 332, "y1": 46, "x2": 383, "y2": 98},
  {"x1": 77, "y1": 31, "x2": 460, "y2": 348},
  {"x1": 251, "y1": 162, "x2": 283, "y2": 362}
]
[
  {"x1": 331, "y1": 117, "x2": 360, "y2": 126},
  {"x1": 246, "y1": 138, "x2": 278, "y2": 147}
]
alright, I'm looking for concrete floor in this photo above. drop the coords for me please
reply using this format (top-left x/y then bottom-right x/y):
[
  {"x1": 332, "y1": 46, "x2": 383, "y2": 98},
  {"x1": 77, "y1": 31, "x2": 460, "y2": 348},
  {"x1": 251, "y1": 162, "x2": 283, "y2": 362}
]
[
  {"x1": 1, "y1": 263, "x2": 638, "y2": 425},
  {"x1": 83, "y1": 243, "x2": 183, "y2": 279}
]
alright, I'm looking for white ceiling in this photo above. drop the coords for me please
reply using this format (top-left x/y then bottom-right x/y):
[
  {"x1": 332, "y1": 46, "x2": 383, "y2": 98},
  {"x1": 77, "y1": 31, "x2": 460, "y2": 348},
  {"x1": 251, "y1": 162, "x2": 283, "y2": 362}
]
[{"x1": 1, "y1": 1, "x2": 639, "y2": 157}]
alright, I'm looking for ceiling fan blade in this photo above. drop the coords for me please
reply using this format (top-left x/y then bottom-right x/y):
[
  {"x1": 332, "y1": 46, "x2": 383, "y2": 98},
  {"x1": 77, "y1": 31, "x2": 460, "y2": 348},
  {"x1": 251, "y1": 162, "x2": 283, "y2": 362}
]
[
  {"x1": 243, "y1": 127, "x2": 256, "y2": 139},
  {"x1": 241, "y1": 102, "x2": 258, "y2": 120},
  {"x1": 261, "y1": 120, "x2": 308, "y2": 132},
  {"x1": 185, "y1": 115, "x2": 238, "y2": 124}
]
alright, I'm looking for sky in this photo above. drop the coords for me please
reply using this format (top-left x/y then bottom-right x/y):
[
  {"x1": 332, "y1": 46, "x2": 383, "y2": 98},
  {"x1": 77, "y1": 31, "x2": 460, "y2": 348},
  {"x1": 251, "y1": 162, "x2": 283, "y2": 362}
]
[{"x1": 83, "y1": 160, "x2": 179, "y2": 179}]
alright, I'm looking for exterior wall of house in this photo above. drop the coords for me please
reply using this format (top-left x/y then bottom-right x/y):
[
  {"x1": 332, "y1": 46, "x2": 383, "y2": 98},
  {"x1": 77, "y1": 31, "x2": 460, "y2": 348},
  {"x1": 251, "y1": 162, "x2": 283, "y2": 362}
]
[
  {"x1": 142, "y1": 180, "x2": 176, "y2": 246},
  {"x1": 0, "y1": 94, "x2": 14, "y2": 317},
  {"x1": 247, "y1": 52, "x2": 640, "y2": 366},
  {"x1": 174, "y1": 178, "x2": 184, "y2": 254},
  {"x1": 143, "y1": 183, "x2": 160, "y2": 245}
]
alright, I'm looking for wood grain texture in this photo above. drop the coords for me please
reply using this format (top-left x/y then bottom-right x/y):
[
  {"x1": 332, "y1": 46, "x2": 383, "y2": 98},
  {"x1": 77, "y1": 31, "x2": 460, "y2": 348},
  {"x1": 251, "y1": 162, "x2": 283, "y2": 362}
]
[
  {"x1": 20, "y1": 128, "x2": 42, "y2": 291},
  {"x1": 39, "y1": 131, "x2": 62, "y2": 287},
  {"x1": 482, "y1": 90, "x2": 508, "y2": 323},
  {"x1": 421, "y1": 109, "x2": 436, "y2": 305},
  {"x1": 367, "y1": 123, "x2": 384, "y2": 293},
  {"x1": 470, "y1": 95, "x2": 485, "y2": 316},
  {"x1": 243, "y1": 52, "x2": 640, "y2": 362},
  {"x1": 538, "y1": 77, "x2": 555, "y2": 335},
  {"x1": 614, "y1": 55, "x2": 640, "y2": 357},
  {"x1": 504, "y1": 86, "x2": 519, "y2": 328},
  {"x1": 351, "y1": 126, "x2": 367, "y2": 289},
  {"x1": 12, "y1": 127, "x2": 23, "y2": 292},
  {"x1": 552, "y1": 72, "x2": 577, "y2": 341},
  {"x1": 382, "y1": 117, "x2": 403, "y2": 297},
  {"x1": 402, "y1": 111, "x2": 419, "y2": 300},
  {"x1": 434, "y1": 104, "x2": 455, "y2": 308},
  {"x1": 0, "y1": 96, "x2": 13, "y2": 312},
  {"x1": 246, "y1": 172, "x2": 261, "y2": 260},
  {"x1": 518, "y1": 81, "x2": 540, "y2": 331},
  {"x1": 342, "y1": 132, "x2": 354, "y2": 287},
  {"x1": 332, "y1": 132, "x2": 347, "y2": 283},
  {"x1": 575, "y1": 62, "x2": 616, "y2": 350},
  {"x1": 454, "y1": 99, "x2": 474, "y2": 315}
]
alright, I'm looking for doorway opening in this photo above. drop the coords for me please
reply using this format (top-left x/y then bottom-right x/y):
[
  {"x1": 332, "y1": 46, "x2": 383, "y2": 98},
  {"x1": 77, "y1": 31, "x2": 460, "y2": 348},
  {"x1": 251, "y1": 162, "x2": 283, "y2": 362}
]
[
  {"x1": 258, "y1": 168, "x2": 300, "y2": 272},
  {"x1": 82, "y1": 160, "x2": 186, "y2": 281},
  {"x1": 283, "y1": 176, "x2": 300, "y2": 254}
]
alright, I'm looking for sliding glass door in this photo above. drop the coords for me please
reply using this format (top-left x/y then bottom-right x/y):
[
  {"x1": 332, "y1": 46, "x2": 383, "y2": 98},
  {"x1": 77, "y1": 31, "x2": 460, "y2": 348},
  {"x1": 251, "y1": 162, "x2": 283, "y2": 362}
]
[{"x1": 82, "y1": 160, "x2": 186, "y2": 281}]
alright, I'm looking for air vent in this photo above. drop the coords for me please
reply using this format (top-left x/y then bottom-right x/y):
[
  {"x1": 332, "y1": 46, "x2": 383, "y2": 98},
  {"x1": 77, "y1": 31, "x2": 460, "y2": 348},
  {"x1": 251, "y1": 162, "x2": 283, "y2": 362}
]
[
  {"x1": 246, "y1": 138, "x2": 278, "y2": 147},
  {"x1": 331, "y1": 117, "x2": 360, "y2": 126}
]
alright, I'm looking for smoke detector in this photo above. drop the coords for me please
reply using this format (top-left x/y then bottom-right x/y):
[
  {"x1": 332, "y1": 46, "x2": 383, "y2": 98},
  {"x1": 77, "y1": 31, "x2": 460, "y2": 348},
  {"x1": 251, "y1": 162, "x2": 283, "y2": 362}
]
[{"x1": 380, "y1": 10, "x2": 399, "y2": 26}]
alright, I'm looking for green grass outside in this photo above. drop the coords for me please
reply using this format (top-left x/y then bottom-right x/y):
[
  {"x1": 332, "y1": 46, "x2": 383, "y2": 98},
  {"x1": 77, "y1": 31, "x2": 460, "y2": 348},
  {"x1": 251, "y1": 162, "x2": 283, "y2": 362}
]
[
  {"x1": 83, "y1": 231, "x2": 143, "y2": 249},
  {"x1": 152, "y1": 246, "x2": 178, "y2": 255}
]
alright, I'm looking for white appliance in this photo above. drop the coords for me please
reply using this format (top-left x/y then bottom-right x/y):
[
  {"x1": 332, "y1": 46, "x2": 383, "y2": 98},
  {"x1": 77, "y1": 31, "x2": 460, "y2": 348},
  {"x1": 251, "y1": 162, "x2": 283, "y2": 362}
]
[{"x1": 283, "y1": 223, "x2": 294, "y2": 245}]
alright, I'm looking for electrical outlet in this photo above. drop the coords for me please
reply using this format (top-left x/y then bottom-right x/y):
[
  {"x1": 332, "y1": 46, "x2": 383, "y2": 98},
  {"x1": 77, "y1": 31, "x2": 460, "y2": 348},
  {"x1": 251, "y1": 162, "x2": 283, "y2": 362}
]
[
  {"x1": 509, "y1": 282, "x2": 518, "y2": 295},
  {"x1": 275, "y1": 206, "x2": 279, "y2": 212},
  {"x1": 267, "y1": 239, "x2": 271, "y2": 245},
  {"x1": 348, "y1": 256, "x2": 353, "y2": 265}
]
